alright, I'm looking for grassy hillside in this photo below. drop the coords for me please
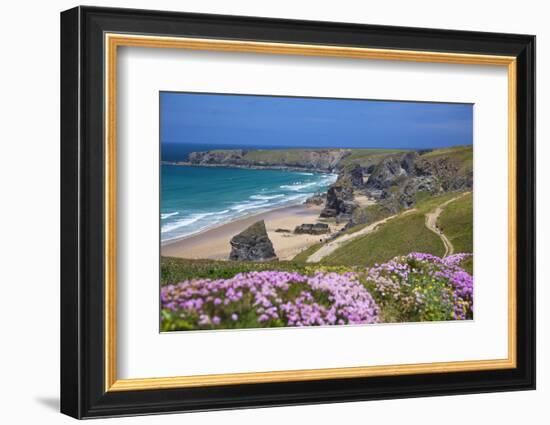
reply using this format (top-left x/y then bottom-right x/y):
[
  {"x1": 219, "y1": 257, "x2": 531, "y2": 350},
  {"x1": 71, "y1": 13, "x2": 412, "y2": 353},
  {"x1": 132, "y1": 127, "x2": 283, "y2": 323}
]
[
  {"x1": 318, "y1": 193, "x2": 462, "y2": 267},
  {"x1": 291, "y1": 243, "x2": 323, "y2": 262},
  {"x1": 421, "y1": 145, "x2": 473, "y2": 173},
  {"x1": 322, "y1": 212, "x2": 445, "y2": 267},
  {"x1": 438, "y1": 192, "x2": 473, "y2": 253},
  {"x1": 438, "y1": 192, "x2": 473, "y2": 274},
  {"x1": 161, "y1": 257, "x2": 310, "y2": 285},
  {"x1": 235, "y1": 149, "x2": 328, "y2": 163},
  {"x1": 338, "y1": 149, "x2": 407, "y2": 168}
]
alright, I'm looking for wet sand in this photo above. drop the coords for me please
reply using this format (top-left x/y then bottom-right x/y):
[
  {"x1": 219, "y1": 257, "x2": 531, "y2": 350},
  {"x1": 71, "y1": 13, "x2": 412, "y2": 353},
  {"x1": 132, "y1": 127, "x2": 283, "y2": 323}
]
[{"x1": 161, "y1": 204, "x2": 341, "y2": 261}]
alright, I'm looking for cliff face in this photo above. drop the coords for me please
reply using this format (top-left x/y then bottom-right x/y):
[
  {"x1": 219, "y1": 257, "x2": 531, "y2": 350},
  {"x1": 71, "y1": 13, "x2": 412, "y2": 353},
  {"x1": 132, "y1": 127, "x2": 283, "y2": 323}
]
[
  {"x1": 185, "y1": 148, "x2": 413, "y2": 172},
  {"x1": 188, "y1": 149, "x2": 351, "y2": 172},
  {"x1": 362, "y1": 146, "x2": 473, "y2": 213},
  {"x1": 340, "y1": 163, "x2": 364, "y2": 187},
  {"x1": 188, "y1": 150, "x2": 249, "y2": 166},
  {"x1": 185, "y1": 147, "x2": 471, "y2": 187},
  {"x1": 365, "y1": 153, "x2": 413, "y2": 190},
  {"x1": 320, "y1": 176, "x2": 357, "y2": 219},
  {"x1": 414, "y1": 155, "x2": 473, "y2": 191}
]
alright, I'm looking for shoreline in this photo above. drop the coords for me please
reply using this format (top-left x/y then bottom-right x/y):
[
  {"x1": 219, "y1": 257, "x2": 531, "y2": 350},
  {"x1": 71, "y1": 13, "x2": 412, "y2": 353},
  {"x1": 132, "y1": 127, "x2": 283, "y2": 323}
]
[
  {"x1": 162, "y1": 201, "x2": 313, "y2": 246},
  {"x1": 161, "y1": 203, "x2": 342, "y2": 261}
]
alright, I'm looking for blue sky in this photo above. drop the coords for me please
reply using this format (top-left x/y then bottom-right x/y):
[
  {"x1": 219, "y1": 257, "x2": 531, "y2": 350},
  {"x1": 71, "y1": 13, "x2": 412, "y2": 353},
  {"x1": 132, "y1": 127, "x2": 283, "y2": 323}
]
[{"x1": 160, "y1": 92, "x2": 473, "y2": 149}]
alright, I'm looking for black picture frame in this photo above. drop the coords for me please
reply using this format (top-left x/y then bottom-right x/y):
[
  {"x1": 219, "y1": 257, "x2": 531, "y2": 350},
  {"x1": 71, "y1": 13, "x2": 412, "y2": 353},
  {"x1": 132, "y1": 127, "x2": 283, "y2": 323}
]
[{"x1": 60, "y1": 5, "x2": 535, "y2": 419}]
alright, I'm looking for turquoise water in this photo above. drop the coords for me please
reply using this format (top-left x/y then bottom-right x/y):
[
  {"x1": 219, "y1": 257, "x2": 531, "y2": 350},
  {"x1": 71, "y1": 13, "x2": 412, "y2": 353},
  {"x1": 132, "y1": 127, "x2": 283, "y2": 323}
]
[{"x1": 161, "y1": 165, "x2": 336, "y2": 242}]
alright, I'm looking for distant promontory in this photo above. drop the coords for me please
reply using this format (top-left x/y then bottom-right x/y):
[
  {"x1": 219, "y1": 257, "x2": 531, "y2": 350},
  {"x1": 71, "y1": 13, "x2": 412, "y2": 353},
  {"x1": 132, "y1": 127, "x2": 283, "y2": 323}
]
[{"x1": 165, "y1": 148, "x2": 407, "y2": 174}]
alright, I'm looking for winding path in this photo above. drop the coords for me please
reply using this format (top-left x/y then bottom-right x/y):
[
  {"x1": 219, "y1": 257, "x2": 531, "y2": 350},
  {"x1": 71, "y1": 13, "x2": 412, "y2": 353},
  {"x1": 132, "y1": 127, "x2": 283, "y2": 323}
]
[
  {"x1": 424, "y1": 192, "x2": 470, "y2": 257},
  {"x1": 305, "y1": 191, "x2": 471, "y2": 263},
  {"x1": 305, "y1": 209, "x2": 417, "y2": 263}
]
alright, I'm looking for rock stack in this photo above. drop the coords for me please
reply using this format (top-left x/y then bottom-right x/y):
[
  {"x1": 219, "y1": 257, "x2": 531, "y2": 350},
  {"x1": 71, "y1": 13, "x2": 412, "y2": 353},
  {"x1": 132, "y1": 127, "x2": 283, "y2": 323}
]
[
  {"x1": 342, "y1": 163, "x2": 365, "y2": 187},
  {"x1": 320, "y1": 176, "x2": 358, "y2": 219},
  {"x1": 294, "y1": 223, "x2": 330, "y2": 235},
  {"x1": 229, "y1": 220, "x2": 278, "y2": 261}
]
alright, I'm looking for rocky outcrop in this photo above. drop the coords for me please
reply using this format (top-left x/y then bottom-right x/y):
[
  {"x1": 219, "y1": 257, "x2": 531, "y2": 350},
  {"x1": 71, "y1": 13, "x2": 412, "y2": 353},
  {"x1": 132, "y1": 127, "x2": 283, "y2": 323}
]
[
  {"x1": 320, "y1": 177, "x2": 357, "y2": 219},
  {"x1": 345, "y1": 208, "x2": 370, "y2": 230},
  {"x1": 365, "y1": 154, "x2": 410, "y2": 190},
  {"x1": 188, "y1": 150, "x2": 249, "y2": 166},
  {"x1": 340, "y1": 163, "x2": 364, "y2": 187},
  {"x1": 364, "y1": 150, "x2": 471, "y2": 204},
  {"x1": 315, "y1": 164, "x2": 362, "y2": 219},
  {"x1": 294, "y1": 223, "x2": 330, "y2": 235},
  {"x1": 415, "y1": 156, "x2": 473, "y2": 191},
  {"x1": 377, "y1": 175, "x2": 439, "y2": 210},
  {"x1": 184, "y1": 147, "x2": 472, "y2": 195},
  {"x1": 188, "y1": 147, "x2": 473, "y2": 233},
  {"x1": 400, "y1": 151, "x2": 419, "y2": 174},
  {"x1": 229, "y1": 220, "x2": 277, "y2": 261},
  {"x1": 346, "y1": 148, "x2": 473, "y2": 230}
]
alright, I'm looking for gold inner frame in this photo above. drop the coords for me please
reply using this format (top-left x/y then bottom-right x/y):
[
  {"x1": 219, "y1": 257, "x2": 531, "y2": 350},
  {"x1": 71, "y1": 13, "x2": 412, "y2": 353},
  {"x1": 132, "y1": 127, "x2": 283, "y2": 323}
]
[{"x1": 104, "y1": 33, "x2": 517, "y2": 392}]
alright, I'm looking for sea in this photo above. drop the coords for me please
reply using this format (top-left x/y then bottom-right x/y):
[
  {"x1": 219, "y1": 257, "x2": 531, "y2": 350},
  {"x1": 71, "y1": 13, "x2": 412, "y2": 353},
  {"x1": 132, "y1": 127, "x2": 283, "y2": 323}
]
[{"x1": 160, "y1": 143, "x2": 337, "y2": 242}]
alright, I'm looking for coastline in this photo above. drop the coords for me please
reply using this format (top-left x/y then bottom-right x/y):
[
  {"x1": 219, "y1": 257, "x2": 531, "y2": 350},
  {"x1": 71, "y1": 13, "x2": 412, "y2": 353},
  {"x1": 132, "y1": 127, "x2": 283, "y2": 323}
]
[
  {"x1": 161, "y1": 203, "x2": 342, "y2": 261},
  {"x1": 162, "y1": 161, "x2": 334, "y2": 174}
]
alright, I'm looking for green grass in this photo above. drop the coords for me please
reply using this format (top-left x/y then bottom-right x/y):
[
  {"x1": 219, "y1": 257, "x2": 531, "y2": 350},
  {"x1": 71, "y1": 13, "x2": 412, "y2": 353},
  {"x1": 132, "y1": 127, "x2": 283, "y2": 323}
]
[
  {"x1": 414, "y1": 192, "x2": 459, "y2": 213},
  {"x1": 438, "y1": 192, "x2": 473, "y2": 274},
  {"x1": 339, "y1": 191, "x2": 456, "y2": 239},
  {"x1": 414, "y1": 190, "x2": 432, "y2": 205},
  {"x1": 207, "y1": 149, "x2": 335, "y2": 165},
  {"x1": 421, "y1": 145, "x2": 473, "y2": 173},
  {"x1": 161, "y1": 257, "x2": 312, "y2": 285},
  {"x1": 421, "y1": 145, "x2": 472, "y2": 161},
  {"x1": 321, "y1": 212, "x2": 445, "y2": 267},
  {"x1": 161, "y1": 256, "x2": 362, "y2": 286},
  {"x1": 338, "y1": 149, "x2": 406, "y2": 168},
  {"x1": 319, "y1": 193, "x2": 466, "y2": 267},
  {"x1": 291, "y1": 243, "x2": 324, "y2": 262},
  {"x1": 460, "y1": 256, "x2": 474, "y2": 275},
  {"x1": 292, "y1": 202, "x2": 400, "y2": 263},
  {"x1": 242, "y1": 149, "x2": 319, "y2": 163},
  {"x1": 437, "y1": 192, "x2": 473, "y2": 253}
]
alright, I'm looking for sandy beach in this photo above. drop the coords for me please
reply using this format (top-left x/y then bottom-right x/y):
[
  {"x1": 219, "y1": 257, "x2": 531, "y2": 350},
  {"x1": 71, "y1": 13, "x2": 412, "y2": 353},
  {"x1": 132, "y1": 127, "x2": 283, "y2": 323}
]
[{"x1": 162, "y1": 203, "x2": 342, "y2": 261}]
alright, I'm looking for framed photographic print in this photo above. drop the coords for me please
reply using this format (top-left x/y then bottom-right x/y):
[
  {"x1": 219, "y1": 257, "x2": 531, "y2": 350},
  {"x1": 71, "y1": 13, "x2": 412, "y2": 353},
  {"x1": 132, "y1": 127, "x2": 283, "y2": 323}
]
[{"x1": 60, "y1": 6, "x2": 535, "y2": 419}]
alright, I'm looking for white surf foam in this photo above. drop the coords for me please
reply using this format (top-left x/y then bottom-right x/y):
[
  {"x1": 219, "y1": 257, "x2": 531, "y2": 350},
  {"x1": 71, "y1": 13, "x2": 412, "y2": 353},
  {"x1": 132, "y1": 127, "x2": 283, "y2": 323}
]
[
  {"x1": 161, "y1": 212, "x2": 179, "y2": 219},
  {"x1": 279, "y1": 181, "x2": 319, "y2": 191},
  {"x1": 250, "y1": 194, "x2": 285, "y2": 200},
  {"x1": 161, "y1": 210, "x2": 229, "y2": 234},
  {"x1": 229, "y1": 200, "x2": 269, "y2": 213}
]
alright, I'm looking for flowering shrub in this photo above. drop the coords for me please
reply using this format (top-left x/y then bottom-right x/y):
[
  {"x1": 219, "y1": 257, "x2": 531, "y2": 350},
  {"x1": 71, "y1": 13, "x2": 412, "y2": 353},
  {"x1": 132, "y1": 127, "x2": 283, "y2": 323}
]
[
  {"x1": 364, "y1": 252, "x2": 473, "y2": 322},
  {"x1": 160, "y1": 253, "x2": 473, "y2": 331},
  {"x1": 161, "y1": 271, "x2": 379, "y2": 331}
]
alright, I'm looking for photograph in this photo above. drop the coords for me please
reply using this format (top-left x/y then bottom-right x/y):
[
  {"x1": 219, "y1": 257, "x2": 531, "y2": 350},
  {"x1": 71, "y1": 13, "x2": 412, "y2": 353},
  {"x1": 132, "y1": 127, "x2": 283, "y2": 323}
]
[{"x1": 159, "y1": 92, "x2": 474, "y2": 331}]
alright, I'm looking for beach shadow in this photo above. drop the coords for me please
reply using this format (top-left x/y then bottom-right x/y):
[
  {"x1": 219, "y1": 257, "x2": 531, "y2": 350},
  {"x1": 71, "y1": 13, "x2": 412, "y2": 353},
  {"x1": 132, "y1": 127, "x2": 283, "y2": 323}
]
[{"x1": 35, "y1": 396, "x2": 59, "y2": 411}]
